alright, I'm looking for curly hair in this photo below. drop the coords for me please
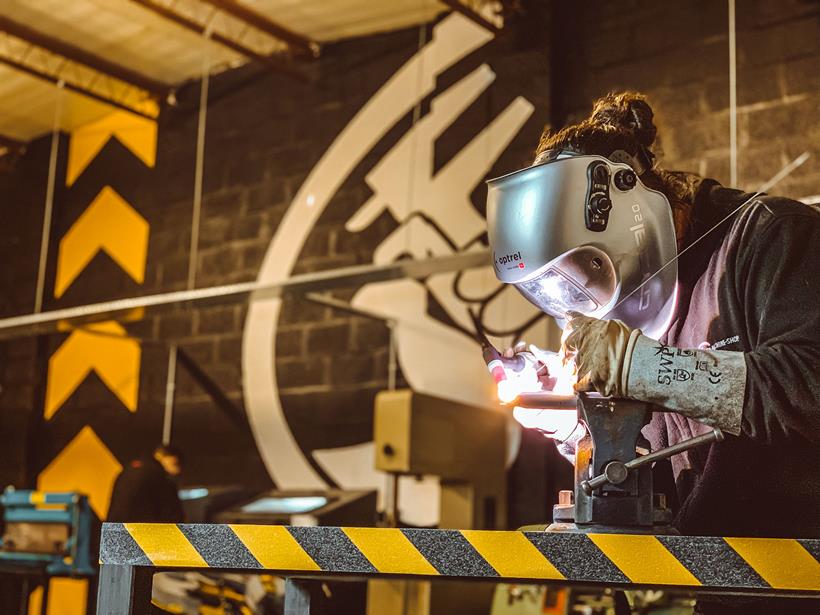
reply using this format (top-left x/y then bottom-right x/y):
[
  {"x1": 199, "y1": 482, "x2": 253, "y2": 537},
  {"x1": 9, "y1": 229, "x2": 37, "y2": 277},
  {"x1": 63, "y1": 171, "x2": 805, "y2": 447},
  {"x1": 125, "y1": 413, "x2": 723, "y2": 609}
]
[{"x1": 535, "y1": 92, "x2": 700, "y2": 240}]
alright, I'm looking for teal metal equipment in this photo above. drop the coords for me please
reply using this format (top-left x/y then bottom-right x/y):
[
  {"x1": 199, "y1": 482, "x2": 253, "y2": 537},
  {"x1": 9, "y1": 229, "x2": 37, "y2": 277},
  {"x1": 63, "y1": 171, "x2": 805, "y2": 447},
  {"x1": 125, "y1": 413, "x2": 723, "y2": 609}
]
[{"x1": 0, "y1": 487, "x2": 96, "y2": 576}]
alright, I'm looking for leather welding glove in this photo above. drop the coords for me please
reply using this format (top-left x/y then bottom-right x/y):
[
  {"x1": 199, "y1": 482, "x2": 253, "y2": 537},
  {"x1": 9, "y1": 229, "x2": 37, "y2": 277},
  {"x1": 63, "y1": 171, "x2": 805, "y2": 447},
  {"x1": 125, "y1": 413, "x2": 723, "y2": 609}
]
[{"x1": 562, "y1": 312, "x2": 747, "y2": 435}]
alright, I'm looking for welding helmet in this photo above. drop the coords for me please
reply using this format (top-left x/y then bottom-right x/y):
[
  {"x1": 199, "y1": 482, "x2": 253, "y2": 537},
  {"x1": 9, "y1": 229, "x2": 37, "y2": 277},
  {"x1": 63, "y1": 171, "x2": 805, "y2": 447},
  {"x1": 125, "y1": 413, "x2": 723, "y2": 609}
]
[{"x1": 486, "y1": 153, "x2": 677, "y2": 338}]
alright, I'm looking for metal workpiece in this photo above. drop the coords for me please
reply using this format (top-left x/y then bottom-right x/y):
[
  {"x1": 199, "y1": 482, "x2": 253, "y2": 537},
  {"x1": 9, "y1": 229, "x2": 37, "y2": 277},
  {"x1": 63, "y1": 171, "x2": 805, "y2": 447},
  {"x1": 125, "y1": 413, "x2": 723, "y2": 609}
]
[
  {"x1": 98, "y1": 522, "x2": 820, "y2": 608},
  {"x1": 513, "y1": 391, "x2": 578, "y2": 410}
]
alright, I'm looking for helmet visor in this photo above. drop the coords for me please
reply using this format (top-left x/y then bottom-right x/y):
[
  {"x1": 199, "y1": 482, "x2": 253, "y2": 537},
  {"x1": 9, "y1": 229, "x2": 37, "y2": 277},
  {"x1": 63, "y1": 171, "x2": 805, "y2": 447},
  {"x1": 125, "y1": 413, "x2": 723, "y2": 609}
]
[{"x1": 515, "y1": 246, "x2": 617, "y2": 318}]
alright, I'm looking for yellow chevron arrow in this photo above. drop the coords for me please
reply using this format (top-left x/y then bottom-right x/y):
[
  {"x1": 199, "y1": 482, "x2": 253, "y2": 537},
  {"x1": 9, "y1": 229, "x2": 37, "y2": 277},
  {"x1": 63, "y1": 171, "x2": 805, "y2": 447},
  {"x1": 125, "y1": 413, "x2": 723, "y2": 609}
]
[
  {"x1": 66, "y1": 110, "x2": 157, "y2": 187},
  {"x1": 34, "y1": 424, "x2": 126, "y2": 614},
  {"x1": 37, "y1": 424, "x2": 123, "y2": 519},
  {"x1": 45, "y1": 321, "x2": 141, "y2": 420},
  {"x1": 54, "y1": 186, "x2": 149, "y2": 298}
]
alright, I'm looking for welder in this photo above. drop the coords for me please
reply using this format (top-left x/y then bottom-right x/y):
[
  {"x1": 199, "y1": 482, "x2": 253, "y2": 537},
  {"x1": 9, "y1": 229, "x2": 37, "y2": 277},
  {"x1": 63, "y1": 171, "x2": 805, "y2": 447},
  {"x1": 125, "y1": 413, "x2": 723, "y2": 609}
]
[{"x1": 486, "y1": 92, "x2": 820, "y2": 614}]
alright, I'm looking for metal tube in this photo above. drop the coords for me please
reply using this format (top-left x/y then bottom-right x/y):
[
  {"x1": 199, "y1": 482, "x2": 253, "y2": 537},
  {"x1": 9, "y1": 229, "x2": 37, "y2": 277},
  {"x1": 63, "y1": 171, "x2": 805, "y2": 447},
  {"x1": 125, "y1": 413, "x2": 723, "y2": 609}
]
[
  {"x1": 512, "y1": 391, "x2": 577, "y2": 410},
  {"x1": 34, "y1": 80, "x2": 64, "y2": 314},
  {"x1": 162, "y1": 345, "x2": 178, "y2": 445},
  {"x1": 0, "y1": 251, "x2": 490, "y2": 339}
]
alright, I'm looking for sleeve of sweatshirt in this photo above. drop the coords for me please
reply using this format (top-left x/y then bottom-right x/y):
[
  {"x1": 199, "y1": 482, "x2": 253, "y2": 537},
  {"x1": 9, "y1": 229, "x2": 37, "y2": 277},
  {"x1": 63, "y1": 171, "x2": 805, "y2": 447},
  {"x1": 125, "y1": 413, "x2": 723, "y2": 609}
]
[{"x1": 740, "y1": 212, "x2": 820, "y2": 444}]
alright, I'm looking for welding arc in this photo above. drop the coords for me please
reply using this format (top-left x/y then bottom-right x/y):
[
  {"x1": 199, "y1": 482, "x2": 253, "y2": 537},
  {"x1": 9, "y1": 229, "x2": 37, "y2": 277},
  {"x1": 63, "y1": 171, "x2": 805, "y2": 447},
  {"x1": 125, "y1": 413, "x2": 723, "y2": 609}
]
[{"x1": 606, "y1": 151, "x2": 811, "y2": 317}]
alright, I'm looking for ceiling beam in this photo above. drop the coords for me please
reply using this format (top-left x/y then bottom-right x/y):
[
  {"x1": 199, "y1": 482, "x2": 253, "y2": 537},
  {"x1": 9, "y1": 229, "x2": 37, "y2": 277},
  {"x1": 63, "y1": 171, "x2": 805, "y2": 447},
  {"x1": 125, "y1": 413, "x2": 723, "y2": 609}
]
[
  {"x1": 0, "y1": 16, "x2": 171, "y2": 98},
  {"x1": 439, "y1": 0, "x2": 501, "y2": 32},
  {"x1": 0, "y1": 44, "x2": 158, "y2": 120},
  {"x1": 200, "y1": 0, "x2": 319, "y2": 58},
  {"x1": 129, "y1": 0, "x2": 308, "y2": 82}
]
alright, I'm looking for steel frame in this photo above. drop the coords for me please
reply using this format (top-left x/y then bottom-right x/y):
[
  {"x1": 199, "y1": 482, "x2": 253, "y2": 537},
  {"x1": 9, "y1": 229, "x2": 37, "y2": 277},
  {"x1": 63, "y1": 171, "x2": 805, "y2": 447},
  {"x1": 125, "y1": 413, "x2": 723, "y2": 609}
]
[
  {"x1": 200, "y1": 0, "x2": 319, "y2": 57},
  {"x1": 129, "y1": 0, "x2": 308, "y2": 80},
  {"x1": 0, "y1": 16, "x2": 170, "y2": 98},
  {"x1": 0, "y1": 30, "x2": 160, "y2": 119}
]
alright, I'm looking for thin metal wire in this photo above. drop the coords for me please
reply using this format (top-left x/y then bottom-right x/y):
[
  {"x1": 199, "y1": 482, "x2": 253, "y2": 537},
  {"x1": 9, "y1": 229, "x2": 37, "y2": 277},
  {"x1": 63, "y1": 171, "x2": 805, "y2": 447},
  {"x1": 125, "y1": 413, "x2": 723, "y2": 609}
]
[
  {"x1": 162, "y1": 344, "x2": 178, "y2": 445},
  {"x1": 728, "y1": 0, "x2": 738, "y2": 186},
  {"x1": 34, "y1": 80, "x2": 65, "y2": 313},
  {"x1": 387, "y1": 322, "x2": 398, "y2": 391},
  {"x1": 188, "y1": 26, "x2": 213, "y2": 290},
  {"x1": 404, "y1": 22, "x2": 428, "y2": 255},
  {"x1": 607, "y1": 151, "x2": 810, "y2": 315}
]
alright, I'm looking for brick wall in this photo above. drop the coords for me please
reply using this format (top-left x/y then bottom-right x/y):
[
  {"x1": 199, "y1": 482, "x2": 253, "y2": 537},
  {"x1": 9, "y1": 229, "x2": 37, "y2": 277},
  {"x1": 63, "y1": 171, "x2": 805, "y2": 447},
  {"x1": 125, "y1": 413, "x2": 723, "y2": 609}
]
[
  {"x1": 0, "y1": 1, "x2": 818, "y2": 498},
  {"x1": 552, "y1": 0, "x2": 820, "y2": 196}
]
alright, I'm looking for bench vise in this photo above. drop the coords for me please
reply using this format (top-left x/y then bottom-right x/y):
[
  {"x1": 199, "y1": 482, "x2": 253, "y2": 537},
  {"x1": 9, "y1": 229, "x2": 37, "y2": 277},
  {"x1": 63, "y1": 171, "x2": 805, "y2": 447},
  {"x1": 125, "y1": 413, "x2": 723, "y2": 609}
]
[{"x1": 514, "y1": 391, "x2": 722, "y2": 533}]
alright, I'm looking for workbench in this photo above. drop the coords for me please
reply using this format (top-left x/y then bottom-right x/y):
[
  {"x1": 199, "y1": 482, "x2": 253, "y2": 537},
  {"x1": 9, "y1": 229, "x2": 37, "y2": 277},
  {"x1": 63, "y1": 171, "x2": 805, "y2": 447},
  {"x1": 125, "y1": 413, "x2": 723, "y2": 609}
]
[{"x1": 97, "y1": 522, "x2": 820, "y2": 614}]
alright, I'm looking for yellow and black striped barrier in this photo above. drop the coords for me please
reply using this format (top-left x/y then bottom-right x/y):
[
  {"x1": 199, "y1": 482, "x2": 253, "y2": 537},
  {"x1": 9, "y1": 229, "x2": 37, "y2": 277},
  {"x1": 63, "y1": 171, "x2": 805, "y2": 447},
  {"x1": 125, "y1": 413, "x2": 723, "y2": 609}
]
[{"x1": 99, "y1": 522, "x2": 820, "y2": 594}]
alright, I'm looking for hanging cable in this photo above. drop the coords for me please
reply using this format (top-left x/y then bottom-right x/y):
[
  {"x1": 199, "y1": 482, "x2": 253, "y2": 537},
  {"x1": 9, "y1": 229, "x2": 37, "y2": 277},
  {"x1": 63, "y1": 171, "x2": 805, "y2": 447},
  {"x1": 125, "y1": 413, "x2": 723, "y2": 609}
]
[
  {"x1": 728, "y1": 0, "x2": 738, "y2": 187},
  {"x1": 188, "y1": 25, "x2": 213, "y2": 290},
  {"x1": 34, "y1": 80, "x2": 65, "y2": 313}
]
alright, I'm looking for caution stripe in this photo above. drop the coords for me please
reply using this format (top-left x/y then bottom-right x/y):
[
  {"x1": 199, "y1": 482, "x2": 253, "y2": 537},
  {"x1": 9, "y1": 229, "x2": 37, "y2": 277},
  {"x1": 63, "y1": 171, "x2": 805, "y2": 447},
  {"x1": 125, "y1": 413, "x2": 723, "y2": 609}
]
[
  {"x1": 658, "y1": 535, "x2": 767, "y2": 588},
  {"x1": 124, "y1": 523, "x2": 206, "y2": 567},
  {"x1": 343, "y1": 527, "x2": 438, "y2": 575},
  {"x1": 589, "y1": 534, "x2": 700, "y2": 586},
  {"x1": 230, "y1": 525, "x2": 321, "y2": 572},
  {"x1": 725, "y1": 537, "x2": 820, "y2": 591},
  {"x1": 99, "y1": 523, "x2": 820, "y2": 593},
  {"x1": 462, "y1": 529, "x2": 564, "y2": 580}
]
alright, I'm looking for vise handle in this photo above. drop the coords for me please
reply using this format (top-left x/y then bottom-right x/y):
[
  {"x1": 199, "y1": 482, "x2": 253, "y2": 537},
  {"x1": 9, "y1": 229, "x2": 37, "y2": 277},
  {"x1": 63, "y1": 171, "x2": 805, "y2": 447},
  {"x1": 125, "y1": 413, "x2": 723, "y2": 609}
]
[{"x1": 580, "y1": 427, "x2": 724, "y2": 495}]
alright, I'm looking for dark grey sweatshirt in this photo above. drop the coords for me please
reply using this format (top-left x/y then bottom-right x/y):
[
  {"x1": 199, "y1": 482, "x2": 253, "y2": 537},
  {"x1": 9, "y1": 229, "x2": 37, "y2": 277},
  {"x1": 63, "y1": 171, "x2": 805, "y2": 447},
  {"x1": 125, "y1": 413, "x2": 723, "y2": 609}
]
[{"x1": 647, "y1": 179, "x2": 820, "y2": 539}]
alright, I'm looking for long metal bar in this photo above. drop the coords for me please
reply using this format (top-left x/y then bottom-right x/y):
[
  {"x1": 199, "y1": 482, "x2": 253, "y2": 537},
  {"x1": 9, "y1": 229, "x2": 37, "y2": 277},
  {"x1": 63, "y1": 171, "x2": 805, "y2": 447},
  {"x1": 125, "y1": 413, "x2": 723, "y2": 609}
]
[
  {"x1": 303, "y1": 292, "x2": 394, "y2": 325},
  {"x1": 176, "y1": 346, "x2": 248, "y2": 428},
  {"x1": 0, "y1": 16, "x2": 171, "y2": 97},
  {"x1": 439, "y1": 0, "x2": 500, "y2": 32},
  {"x1": 200, "y1": 0, "x2": 318, "y2": 57},
  {"x1": 0, "y1": 251, "x2": 490, "y2": 339},
  {"x1": 513, "y1": 392, "x2": 578, "y2": 410},
  {"x1": 129, "y1": 0, "x2": 306, "y2": 81}
]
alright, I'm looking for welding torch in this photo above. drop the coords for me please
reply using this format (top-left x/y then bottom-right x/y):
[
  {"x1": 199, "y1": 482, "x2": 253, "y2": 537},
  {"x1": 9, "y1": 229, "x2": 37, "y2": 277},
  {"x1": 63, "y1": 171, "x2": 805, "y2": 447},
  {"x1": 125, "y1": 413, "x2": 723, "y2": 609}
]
[{"x1": 469, "y1": 309, "x2": 527, "y2": 385}]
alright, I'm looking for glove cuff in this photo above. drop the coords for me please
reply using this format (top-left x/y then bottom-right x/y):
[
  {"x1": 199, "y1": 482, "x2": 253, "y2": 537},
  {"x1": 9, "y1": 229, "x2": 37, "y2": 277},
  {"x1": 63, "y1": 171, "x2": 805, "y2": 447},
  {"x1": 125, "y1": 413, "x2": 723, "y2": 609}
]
[{"x1": 625, "y1": 334, "x2": 746, "y2": 436}]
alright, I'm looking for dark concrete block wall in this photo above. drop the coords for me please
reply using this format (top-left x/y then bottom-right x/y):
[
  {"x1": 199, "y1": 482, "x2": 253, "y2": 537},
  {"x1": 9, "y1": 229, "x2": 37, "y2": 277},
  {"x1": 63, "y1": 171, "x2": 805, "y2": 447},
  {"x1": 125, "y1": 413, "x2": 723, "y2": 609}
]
[{"x1": 0, "y1": 1, "x2": 818, "y2": 494}]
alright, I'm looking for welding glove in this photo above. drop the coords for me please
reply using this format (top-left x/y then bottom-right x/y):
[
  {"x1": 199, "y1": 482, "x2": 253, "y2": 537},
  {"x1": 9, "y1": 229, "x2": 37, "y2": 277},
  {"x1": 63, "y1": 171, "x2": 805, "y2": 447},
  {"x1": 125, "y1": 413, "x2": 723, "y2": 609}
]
[
  {"x1": 502, "y1": 342, "x2": 559, "y2": 391},
  {"x1": 562, "y1": 312, "x2": 747, "y2": 435}
]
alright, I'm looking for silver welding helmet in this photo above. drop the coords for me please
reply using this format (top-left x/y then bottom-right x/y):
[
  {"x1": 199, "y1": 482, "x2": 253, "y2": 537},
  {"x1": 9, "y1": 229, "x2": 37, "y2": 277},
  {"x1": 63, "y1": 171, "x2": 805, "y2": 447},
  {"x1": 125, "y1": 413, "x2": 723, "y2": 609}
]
[{"x1": 486, "y1": 154, "x2": 678, "y2": 338}]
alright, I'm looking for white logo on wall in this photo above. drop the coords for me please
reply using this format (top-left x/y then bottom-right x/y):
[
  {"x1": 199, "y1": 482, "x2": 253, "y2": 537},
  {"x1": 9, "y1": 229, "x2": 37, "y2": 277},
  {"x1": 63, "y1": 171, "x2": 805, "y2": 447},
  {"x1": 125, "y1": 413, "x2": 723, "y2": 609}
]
[{"x1": 242, "y1": 13, "x2": 554, "y2": 524}]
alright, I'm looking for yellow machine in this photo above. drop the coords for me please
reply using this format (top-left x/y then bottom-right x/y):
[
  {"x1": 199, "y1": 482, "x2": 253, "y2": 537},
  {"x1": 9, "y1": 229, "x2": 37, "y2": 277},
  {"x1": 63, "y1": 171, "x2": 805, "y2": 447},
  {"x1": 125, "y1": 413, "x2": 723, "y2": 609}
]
[{"x1": 370, "y1": 389, "x2": 510, "y2": 615}]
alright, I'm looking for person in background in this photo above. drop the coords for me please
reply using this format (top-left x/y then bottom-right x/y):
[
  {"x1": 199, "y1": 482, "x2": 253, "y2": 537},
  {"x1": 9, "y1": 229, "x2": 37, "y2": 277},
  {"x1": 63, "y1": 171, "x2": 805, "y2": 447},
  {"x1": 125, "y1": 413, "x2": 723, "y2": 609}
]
[{"x1": 108, "y1": 444, "x2": 185, "y2": 523}]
